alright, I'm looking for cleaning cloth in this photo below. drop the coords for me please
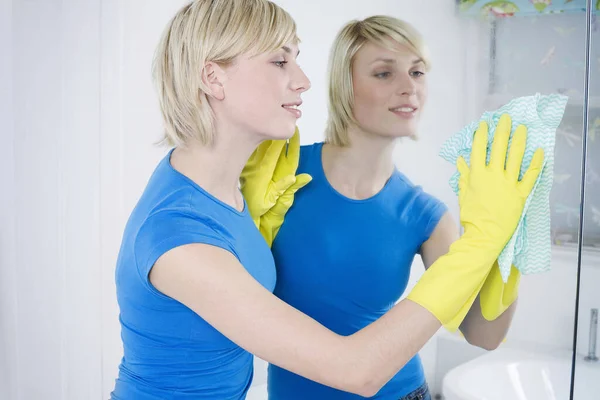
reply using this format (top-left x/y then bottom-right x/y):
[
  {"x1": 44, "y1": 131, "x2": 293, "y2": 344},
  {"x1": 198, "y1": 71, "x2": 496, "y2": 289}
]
[{"x1": 439, "y1": 93, "x2": 568, "y2": 282}]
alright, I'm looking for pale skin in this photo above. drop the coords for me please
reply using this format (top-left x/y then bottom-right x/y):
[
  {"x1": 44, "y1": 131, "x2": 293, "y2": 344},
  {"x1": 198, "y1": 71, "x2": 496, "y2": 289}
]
[
  {"x1": 322, "y1": 39, "x2": 516, "y2": 350},
  {"x1": 149, "y1": 42, "x2": 512, "y2": 398}
]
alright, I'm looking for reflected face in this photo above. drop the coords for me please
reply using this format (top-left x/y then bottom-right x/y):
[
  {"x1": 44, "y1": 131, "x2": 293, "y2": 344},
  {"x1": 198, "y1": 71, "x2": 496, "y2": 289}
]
[
  {"x1": 351, "y1": 40, "x2": 428, "y2": 139},
  {"x1": 221, "y1": 42, "x2": 311, "y2": 141}
]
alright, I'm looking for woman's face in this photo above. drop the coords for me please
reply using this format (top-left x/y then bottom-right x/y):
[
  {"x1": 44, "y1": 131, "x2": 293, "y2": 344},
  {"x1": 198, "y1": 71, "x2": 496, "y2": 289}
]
[
  {"x1": 219, "y1": 42, "x2": 311, "y2": 141},
  {"x1": 351, "y1": 39, "x2": 428, "y2": 140}
]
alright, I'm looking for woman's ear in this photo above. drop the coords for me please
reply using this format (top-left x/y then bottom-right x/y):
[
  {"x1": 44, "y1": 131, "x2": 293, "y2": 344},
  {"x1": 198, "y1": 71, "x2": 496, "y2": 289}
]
[{"x1": 202, "y1": 62, "x2": 226, "y2": 101}]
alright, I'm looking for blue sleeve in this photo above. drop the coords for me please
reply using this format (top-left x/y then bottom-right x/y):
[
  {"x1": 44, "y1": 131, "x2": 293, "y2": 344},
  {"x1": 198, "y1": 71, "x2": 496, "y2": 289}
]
[
  {"x1": 415, "y1": 189, "x2": 448, "y2": 244},
  {"x1": 133, "y1": 207, "x2": 237, "y2": 295}
]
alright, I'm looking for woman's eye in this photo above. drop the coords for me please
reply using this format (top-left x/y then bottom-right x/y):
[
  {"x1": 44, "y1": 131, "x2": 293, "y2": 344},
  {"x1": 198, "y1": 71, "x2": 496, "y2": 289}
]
[{"x1": 375, "y1": 72, "x2": 391, "y2": 79}]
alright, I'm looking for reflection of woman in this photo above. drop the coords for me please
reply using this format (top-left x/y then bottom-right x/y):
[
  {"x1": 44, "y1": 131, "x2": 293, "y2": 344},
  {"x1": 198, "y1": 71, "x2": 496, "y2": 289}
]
[
  {"x1": 112, "y1": 1, "x2": 542, "y2": 399},
  {"x1": 243, "y1": 16, "x2": 541, "y2": 400}
]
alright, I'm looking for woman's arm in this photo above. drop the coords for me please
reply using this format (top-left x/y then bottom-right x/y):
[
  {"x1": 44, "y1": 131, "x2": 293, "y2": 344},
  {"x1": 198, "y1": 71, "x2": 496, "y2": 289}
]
[
  {"x1": 150, "y1": 242, "x2": 441, "y2": 397},
  {"x1": 419, "y1": 212, "x2": 517, "y2": 350}
]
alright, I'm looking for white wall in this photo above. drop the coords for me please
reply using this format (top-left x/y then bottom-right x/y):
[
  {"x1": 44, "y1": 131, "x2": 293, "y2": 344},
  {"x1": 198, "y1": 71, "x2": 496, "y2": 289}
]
[
  {"x1": 1, "y1": 0, "x2": 18, "y2": 399},
  {"x1": 9, "y1": 0, "x2": 104, "y2": 398},
  {"x1": 2, "y1": 1, "x2": 596, "y2": 399}
]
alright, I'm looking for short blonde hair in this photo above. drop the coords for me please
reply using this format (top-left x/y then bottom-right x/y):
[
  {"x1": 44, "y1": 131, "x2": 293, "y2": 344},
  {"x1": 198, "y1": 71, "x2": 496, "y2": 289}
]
[
  {"x1": 325, "y1": 16, "x2": 430, "y2": 146},
  {"x1": 153, "y1": 0, "x2": 298, "y2": 147}
]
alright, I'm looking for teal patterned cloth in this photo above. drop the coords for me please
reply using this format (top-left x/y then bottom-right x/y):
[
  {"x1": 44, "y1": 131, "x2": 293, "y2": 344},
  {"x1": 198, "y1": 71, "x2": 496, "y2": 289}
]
[
  {"x1": 440, "y1": 93, "x2": 569, "y2": 282},
  {"x1": 457, "y1": 0, "x2": 589, "y2": 18}
]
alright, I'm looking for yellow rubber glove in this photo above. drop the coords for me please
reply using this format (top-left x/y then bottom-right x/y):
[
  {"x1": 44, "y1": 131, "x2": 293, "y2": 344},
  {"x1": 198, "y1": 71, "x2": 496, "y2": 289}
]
[
  {"x1": 240, "y1": 127, "x2": 312, "y2": 246},
  {"x1": 407, "y1": 114, "x2": 543, "y2": 327}
]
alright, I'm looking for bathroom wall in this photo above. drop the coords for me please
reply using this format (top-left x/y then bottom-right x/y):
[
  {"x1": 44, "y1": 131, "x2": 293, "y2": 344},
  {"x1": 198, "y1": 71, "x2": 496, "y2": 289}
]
[
  {"x1": 8, "y1": 0, "x2": 105, "y2": 399},
  {"x1": 0, "y1": 1, "x2": 18, "y2": 399}
]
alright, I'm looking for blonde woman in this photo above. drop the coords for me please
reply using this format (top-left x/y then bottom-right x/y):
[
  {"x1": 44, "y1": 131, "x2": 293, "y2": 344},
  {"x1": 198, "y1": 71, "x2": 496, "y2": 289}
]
[
  {"x1": 112, "y1": 1, "x2": 542, "y2": 399},
  {"x1": 255, "y1": 16, "x2": 533, "y2": 399}
]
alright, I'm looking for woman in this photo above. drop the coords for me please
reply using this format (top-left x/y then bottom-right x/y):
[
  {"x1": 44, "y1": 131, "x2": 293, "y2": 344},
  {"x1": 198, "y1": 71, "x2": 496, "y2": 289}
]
[
  {"x1": 111, "y1": 2, "x2": 542, "y2": 399},
  {"x1": 244, "y1": 16, "x2": 531, "y2": 399}
]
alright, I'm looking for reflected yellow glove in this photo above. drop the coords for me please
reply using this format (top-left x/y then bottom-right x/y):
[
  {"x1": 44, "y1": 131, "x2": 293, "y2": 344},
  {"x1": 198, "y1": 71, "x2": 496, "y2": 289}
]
[
  {"x1": 240, "y1": 127, "x2": 311, "y2": 246},
  {"x1": 479, "y1": 263, "x2": 521, "y2": 321},
  {"x1": 407, "y1": 114, "x2": 543, "y2": 327},
  {"x1": 259, "y1": 176, "x2": 308, "y2": 246},
  {"x1": 444, "y1": 261, "x2": 521, "y2": 331}
]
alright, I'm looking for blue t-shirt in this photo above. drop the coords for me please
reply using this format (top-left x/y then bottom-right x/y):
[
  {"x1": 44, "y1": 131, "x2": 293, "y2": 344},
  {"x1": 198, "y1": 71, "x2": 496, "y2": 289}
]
[
  {"x1": 268, "y1": 142, "x2": 447, "y2": 399},
  {"x1": 111, "y1": 148, "x2": 276, "y2": 400}
]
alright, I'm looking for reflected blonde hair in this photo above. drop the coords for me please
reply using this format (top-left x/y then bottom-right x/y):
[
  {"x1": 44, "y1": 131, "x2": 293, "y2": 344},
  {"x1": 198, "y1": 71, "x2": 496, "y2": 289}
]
[
  {"x1": 152, "y1": 0, "x2": 298, "y2": 147},
  {"x1": 325, "y1": 16, "x2": 430, "y2": 146}
]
